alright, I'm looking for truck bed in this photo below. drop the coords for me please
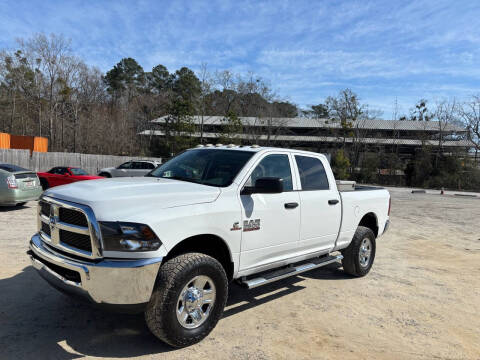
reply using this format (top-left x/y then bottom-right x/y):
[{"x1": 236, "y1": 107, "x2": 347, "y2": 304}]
[{"x1": 334, "y1": 185, "x2": 390, "y2": 251}]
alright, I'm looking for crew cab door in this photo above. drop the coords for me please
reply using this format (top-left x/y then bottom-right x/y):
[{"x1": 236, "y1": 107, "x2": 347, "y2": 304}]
[
  {"x1": 293, "y1": 154, "x2": 341, "y2": 254},
  {"x1": 238, "y1": 153, "x2": 300, "y2": 272}
]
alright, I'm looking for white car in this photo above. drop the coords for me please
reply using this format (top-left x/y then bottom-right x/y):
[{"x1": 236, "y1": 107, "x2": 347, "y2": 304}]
[
  {"x1": 28, "y1": 145, "x2": 390, "y2": 347},
  {"x1": 98, "y1": 160, "x2": 160, "y2": 177}
]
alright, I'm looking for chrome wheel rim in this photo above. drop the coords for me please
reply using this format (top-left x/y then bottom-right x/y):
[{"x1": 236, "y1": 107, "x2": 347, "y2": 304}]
[
  {"x1": 176, "y1": 275, "x2": 216, "y2": 329},
  {"x1": 359, "y1": 238, "x2": 372, "y2": 267}
]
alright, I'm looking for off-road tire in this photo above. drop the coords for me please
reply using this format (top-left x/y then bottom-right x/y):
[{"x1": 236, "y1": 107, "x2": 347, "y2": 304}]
[
  {"x1": 145, "y1": 253, "x2": 228, "y2": 348},
  {"x1": 342, "y1": 226, "x2": 376, "y2": 277}
]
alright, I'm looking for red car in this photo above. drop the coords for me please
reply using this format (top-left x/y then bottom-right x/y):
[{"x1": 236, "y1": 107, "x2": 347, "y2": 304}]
[{"x1": 38, "y1": 167, "x2": 104, "y2": 189}]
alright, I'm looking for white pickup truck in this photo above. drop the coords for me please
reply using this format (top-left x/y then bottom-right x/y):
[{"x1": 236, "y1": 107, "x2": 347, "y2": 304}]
[{"x1": 28, "y1": 145, "x2": 390, "y2": 347}]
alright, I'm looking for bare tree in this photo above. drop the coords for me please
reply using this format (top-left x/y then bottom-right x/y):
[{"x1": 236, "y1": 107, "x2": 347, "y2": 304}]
[
  {"x1": 458, "y1": 95, "x2": 480, "y2": 163},
  {"x1": 198, "y1": 63, "x2": 213, "y2": 143},
  {"x1": 325, "y1": 89, "x2": 372, "y2": 170},
  {"x1": 434, "y1": 99, "x2": 458, "y2": 153},
  {"x1": 21, "y1": 33, "x2": 72, "y2": 144}
]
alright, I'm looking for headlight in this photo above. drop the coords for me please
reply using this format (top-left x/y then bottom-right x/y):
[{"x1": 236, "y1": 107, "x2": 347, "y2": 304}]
[{"x1": 99, "y1": 222, "x2": 162, "y2": 252}]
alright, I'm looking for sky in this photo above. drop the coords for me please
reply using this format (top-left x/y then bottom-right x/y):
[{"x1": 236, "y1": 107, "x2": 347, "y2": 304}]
[{"x1": 1, "y1": 0, "x2": 479, "y2": 118}]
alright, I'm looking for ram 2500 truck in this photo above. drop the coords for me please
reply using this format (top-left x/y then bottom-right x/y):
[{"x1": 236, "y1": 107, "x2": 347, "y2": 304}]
[{"x1": 28, "y1": 145, "x2": 390, "y2": 347}]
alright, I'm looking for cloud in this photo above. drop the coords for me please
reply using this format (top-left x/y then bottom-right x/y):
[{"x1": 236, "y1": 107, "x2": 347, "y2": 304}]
[{"x1": 0, "y1": 0, "x2": 479, "y2": 118}]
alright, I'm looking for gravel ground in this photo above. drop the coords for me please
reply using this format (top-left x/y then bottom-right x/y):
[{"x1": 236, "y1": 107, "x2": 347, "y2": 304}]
[{"x1": 0, "y1": 187, "x2": 479, "y2": 360}]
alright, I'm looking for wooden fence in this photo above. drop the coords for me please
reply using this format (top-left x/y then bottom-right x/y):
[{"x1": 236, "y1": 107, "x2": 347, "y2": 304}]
[{"x1": 0, "y1": 149, "x2": 162, "y2": 175}]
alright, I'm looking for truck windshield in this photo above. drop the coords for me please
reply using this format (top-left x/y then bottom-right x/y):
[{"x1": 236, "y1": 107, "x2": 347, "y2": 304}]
[{"x1": 147, "y1": 149, "x2": 255, "y2": 187}]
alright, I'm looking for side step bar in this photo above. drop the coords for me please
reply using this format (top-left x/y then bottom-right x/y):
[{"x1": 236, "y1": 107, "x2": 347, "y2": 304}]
[{"x1": 241, "y1": 254, "x2": 343, "y2": 289}]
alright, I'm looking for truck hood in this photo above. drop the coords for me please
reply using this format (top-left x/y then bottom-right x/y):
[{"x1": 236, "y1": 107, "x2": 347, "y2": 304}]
[{"x1": 43, "y1": 177, "x2": 221, "y2": 221}]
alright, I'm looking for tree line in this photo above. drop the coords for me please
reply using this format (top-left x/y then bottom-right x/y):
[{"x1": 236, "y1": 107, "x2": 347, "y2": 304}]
[
  {"x1": 1, "y1": 33, "x2": 479, "y2": 190},
  {"x1": 0, "y1": 34, "x2": 297, "y2": 156}
]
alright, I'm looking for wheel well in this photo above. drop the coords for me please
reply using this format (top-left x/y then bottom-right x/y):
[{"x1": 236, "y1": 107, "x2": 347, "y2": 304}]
[
  {"x1": 358, "y1": 212, "x2": 378, "y2": 237},
  {"x1": 164, "y1": 234, "x2": 234, "y2": 281}
]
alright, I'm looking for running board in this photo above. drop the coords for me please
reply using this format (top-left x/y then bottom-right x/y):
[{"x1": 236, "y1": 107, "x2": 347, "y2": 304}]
[{"x1": 241, "y1": 254, "x2": 343, "y2": 289}]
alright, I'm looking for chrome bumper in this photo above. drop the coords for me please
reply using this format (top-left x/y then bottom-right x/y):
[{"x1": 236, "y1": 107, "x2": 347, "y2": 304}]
[{"x1": 29, "y1": 233, "x2": 162, "y2": 309}]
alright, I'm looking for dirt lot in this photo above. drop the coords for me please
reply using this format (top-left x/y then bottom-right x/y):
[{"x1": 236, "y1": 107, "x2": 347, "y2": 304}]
[{"x1": 0, "y1": 188, "x2": 479, "y2": 360}]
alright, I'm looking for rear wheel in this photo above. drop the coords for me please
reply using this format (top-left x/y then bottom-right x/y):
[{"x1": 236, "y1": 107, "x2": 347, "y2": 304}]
[
  {"x1": 145, "y1": 253, "x2": 228, "y2": 348},
  {"x1": 99, "y1": 172, "x2": 111, "y2": 178},
  {"x1": 342, "y1": 226, "x2": 376, "y2": 277},
  {"x1": 16, "y1": 202, "x2": 27, "y2": 207}
]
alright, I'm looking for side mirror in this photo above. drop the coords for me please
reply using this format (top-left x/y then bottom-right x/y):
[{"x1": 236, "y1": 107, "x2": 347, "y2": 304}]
[{"x1": 242, "y1": 177, "x2": 283, "y2": 195}]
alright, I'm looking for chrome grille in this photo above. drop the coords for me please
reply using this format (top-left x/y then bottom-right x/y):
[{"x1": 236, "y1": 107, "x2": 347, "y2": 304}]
[
  {"x1": 37, "y1": 196, "x2": 102, "y2": 259},
  {"x1": 40, "y1": 201, "x2": 50, "y2": 217},
  {"x1": 59, "y1": 229, "x2": 92, "y2": 252},
  {"x1": 59, "y1": 207, "x2": 88, "y2": 227},
  {"x1": 41, "y1": 221, "x2": 51, "y2": 236}
]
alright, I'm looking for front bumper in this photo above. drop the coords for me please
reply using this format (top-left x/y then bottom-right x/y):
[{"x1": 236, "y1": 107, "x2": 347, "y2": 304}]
[{"x1": 29, "y1": 233, "x2": 162, "y2": 311}]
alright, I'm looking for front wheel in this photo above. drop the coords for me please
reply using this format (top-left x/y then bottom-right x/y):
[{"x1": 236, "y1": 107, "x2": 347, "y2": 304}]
[
  {"x1": 145, "y1": 253, "x2": 228, "y2": 348},
  {"x1": 342, "y1": 226, "x2": 376, "y2": 277}
]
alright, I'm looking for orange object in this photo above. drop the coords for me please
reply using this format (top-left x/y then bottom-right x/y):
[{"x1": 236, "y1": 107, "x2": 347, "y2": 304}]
[
  {"x1": 0, "y1": 132, "x2": 10, "y2": 149},
  {"x1": 33, "y1": 136, "x2": 48, "y2": 152},
  {"x1": 0, "y1": 133, "x2": 48, "y2": 154}
]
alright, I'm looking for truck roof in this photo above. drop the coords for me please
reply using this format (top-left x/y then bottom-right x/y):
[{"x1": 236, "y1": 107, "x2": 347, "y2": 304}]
[{"x1": 189, "y1": 144, "x2": 328, "y2": 159}]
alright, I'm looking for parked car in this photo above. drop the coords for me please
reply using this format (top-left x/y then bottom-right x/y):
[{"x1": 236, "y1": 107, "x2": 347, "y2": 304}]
[
  {"x1": 37, "y1": 167, "x2": 104, "y2": 190},
  {"x1": 98, "y1": 160, "x2": 161, "y2": 178},
  {"x1": 28, "y1": 146, "x2": 390, "y2": 347},
  {"x1": 0, "y1": 163, "x2": 42, "y2": 206}
]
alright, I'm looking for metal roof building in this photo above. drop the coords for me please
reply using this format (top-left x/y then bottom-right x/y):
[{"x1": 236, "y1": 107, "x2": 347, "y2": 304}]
[{"x1": 141, "y1": 115, "x2": 473, "y2": 157}]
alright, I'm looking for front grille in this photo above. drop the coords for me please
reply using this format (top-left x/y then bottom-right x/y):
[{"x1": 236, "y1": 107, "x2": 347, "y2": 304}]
[
  {"x1": 41, "y1": 222, "x2": 51, "y2": 236},
  {"x1": 59, "y1": 208, "x2": 88, "y2": 227},
  {"x1": 60, "y1": 230, "x2": 92, "y2": 252},
  {"x1": 30, "y1": 251, "x2": 81, "y2": 283},
  {"x1": 40, "y1": 201, "x2": 51, "y2": 216},
  {"x1": 38, "y1": 198, "x2": 97, "y2": 258}
]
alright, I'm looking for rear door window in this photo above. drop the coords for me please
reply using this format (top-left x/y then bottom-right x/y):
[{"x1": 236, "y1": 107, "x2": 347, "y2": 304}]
[
  {"x1": 295, "y1": 155, "x2": 329, "y2": 190},
  {"x1": 134, "y1": 162, "x2": 154, "y2": 169}
]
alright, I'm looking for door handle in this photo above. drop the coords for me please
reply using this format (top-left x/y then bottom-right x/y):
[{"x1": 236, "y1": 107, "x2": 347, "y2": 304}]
[
  {"x1": 328, "y1": 199, "x2": 339, "y2": 205},
  {"x1": 284, "y1": 202, "x2": 299, "y2": 209}
]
